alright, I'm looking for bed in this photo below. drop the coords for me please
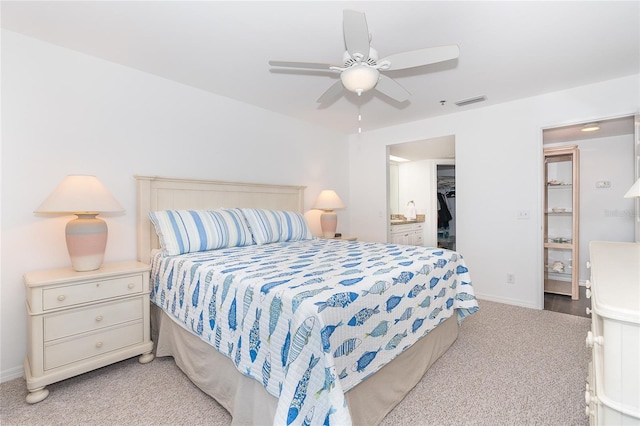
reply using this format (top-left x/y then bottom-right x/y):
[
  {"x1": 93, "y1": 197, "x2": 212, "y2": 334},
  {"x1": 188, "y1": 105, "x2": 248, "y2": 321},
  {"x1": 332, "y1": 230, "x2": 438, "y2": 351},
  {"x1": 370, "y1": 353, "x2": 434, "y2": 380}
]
[{"x1": 136, "y1": 175, "x2": 479, "y2": 426}]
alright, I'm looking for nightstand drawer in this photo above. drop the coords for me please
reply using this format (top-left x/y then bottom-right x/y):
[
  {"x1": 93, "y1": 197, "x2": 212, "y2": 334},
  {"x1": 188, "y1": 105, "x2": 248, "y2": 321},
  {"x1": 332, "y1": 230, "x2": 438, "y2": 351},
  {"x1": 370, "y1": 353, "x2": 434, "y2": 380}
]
[
  {"x1": 42, "y1": 275, "x2": 143, "y2": 310},
  {"x1": 44, "y1": 321, "x2": 143, "y2": 370},
  {"x1": 44, "y1": 297, "x2": 144, "y2": 341}
]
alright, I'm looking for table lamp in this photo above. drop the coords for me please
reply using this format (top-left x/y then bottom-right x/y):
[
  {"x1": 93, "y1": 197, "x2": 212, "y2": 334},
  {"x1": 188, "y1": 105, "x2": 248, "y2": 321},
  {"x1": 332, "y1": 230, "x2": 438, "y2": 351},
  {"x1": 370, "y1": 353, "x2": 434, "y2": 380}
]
[
  {"x1": 313, "y1": 190, "x2": 345, "y2": 238},
  {"x1": 35, "y1": 175, "x2": 124, "y2": 271}
]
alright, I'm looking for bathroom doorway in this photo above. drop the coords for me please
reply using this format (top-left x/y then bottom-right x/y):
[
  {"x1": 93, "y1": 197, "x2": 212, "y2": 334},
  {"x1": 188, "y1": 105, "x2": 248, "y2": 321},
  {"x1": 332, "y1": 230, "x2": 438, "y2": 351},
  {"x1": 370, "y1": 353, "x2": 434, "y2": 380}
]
[{"x1": 387, "y1": 135, "x2": 455, "y2": 247}]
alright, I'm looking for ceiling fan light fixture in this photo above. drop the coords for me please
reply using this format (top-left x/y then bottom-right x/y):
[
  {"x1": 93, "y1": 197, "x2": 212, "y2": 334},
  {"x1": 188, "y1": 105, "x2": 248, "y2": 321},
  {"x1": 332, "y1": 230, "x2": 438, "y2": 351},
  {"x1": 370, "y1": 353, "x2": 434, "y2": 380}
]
[
  {"x1": 340, "y1": 65, "x2": 380, "y2": 95},
  {"x1": 581, "y1": 123, "x2": 600, "y2": 132}
]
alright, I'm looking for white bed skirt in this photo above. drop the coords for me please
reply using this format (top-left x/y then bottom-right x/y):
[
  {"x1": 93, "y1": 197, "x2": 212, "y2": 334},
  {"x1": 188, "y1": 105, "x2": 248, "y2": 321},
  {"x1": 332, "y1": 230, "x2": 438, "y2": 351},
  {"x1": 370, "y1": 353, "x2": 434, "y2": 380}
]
[{"x1": 151, "y1": 304, "x2": 458, "y2": 425}]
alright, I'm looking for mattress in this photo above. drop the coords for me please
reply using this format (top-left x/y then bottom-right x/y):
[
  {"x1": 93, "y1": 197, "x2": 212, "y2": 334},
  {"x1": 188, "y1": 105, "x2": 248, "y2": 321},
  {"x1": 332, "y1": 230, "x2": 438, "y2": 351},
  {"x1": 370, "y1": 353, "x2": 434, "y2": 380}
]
[{"x1": 150, "y1": 238, "x2": 478, "y2": 425}]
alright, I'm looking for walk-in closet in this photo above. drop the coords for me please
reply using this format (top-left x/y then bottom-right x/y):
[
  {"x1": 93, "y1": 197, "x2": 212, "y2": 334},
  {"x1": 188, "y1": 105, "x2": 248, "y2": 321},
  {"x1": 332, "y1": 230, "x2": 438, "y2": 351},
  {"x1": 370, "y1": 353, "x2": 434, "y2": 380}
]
[{"x1": 437, "y1": 165, "x2": 456, "y2": 250}]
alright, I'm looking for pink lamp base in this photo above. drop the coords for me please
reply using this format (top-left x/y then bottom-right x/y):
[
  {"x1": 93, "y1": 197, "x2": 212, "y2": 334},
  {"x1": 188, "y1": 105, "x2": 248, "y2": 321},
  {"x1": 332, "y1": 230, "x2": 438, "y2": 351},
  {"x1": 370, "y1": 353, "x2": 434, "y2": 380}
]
[
  {"x1": 65, "y1": 214, "x2": 107, "y2": 271},
  {"x1": 320, "y1": 210, "x2": 338, "y2": 238}
]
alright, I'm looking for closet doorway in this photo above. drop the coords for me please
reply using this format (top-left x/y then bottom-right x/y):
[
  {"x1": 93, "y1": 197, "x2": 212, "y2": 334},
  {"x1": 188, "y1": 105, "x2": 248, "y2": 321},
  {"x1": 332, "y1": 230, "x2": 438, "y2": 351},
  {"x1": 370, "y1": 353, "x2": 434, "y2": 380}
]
[
  {"x1": 437, "y1": 164, "x2": 456, "y2": 250},
  {"x1": 542, "y1": 114, "x2": 637, "y2": 317}
]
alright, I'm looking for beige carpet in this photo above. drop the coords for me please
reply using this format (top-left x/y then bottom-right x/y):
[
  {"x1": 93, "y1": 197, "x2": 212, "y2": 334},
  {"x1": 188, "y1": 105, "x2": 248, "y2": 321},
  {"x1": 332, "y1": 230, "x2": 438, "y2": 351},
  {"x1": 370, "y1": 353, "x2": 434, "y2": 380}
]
[{"x1": 0, "y1": 300, "x2": 590, "y2": 425}]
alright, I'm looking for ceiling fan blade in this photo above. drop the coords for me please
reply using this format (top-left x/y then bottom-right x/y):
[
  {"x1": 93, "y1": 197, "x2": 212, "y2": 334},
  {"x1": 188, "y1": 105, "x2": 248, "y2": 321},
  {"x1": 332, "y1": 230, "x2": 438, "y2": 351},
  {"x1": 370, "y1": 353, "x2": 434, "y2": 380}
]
[
  {"x1": 317, "y1": 81, "x2": 345, "y2": 104},
  {"x1": 269, "y1": 60, "x2": 335, "y2": 70},
  {"x1": 343, "y1": 10, "x2": 370, "y2": 61},
  {"x1": 375, "y1": 74, "x2": 411, "y2": 102},
  {"x1": 380, "y1": 45, "x2": 460, "y2": 71}
]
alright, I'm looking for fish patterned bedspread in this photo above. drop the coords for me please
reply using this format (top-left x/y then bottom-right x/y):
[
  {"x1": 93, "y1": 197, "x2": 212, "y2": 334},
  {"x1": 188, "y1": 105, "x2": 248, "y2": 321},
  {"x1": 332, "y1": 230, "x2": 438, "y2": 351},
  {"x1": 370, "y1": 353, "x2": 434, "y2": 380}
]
[{"x1": 150, "y1": 239, "x2": 479, "y2": 426}]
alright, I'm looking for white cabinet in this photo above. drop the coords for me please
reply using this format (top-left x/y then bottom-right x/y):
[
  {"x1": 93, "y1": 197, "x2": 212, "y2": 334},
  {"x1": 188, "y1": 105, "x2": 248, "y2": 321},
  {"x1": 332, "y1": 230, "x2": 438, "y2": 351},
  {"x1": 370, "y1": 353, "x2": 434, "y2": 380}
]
[
  {"x1": 585, "y1": 242, "x2": 640, "y2": 425},
  {"x1": 390, "y1": 222, "x2": 424, "y2": 246},
  {"x1": 24, "y1": 261, "x2": 154, "y2": 403}
]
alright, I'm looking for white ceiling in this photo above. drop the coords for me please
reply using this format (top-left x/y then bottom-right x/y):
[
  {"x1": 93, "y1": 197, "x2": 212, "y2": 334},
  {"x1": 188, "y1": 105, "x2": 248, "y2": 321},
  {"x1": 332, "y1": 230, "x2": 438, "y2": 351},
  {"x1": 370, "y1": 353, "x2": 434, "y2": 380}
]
[{"x1": 2, "y1": 1, "x2": 639, "y2": 136}]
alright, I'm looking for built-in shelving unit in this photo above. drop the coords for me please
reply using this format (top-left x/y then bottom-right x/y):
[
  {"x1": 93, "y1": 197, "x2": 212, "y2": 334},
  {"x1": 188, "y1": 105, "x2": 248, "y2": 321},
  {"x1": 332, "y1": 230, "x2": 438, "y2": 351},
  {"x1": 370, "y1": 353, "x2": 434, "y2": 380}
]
[{"x1": 543, "y1": 145, "x2": 580, "y2": 300}]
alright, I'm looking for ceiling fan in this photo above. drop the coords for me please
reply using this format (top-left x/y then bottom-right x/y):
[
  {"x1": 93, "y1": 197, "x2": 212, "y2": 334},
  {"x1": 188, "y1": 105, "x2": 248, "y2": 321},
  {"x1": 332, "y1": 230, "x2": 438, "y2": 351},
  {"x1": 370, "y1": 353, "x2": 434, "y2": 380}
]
[{"x1": 269, "y1": 10, "x2": 460, "y2": 104}]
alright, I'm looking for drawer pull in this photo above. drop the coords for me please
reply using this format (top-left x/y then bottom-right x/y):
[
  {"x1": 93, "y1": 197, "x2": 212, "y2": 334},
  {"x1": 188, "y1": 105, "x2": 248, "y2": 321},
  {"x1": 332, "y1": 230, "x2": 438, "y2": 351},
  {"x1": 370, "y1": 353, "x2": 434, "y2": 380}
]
[
  {"x1": 95, "y1": 315, "x2": 104, "y2": 322},
  {"x1": 585, "y1": 331, "x2": 603, "y2": 348},
  {"x1": 585, "y1": 389, "x2": 597, "y2": 405},
  {"x1": 95, "y1": 342, "x2": 103, "y2": 348},
  {"x1": 586, "y1": 261, "x2": 591, "y2": 269},
  {"x1": 586, "y1": 289, "x2": 591, "y2": 299},
  {"x1": 586, "y1": 307, "x2": 591, "y2": 316},
  {"x1": 128, "y1": 283, "x2": 134, "y2": 289},
  {"x1": 585, "y1": 280, "x2": 591, "y2": 289},
  {"x1": 57, "y1": 295, "x2": 66, "y2": 302}
]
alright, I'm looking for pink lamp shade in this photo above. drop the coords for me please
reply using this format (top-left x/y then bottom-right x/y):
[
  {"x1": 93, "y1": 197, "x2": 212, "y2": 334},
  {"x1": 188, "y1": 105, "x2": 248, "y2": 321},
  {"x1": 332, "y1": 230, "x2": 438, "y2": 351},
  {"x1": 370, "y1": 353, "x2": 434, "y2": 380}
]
[
  {"x1": 35, "y1": 175, "x2": 124, "y2": 271},
  {"x1": 313, "y1": 190, "x2": 345, "y2": 238}
]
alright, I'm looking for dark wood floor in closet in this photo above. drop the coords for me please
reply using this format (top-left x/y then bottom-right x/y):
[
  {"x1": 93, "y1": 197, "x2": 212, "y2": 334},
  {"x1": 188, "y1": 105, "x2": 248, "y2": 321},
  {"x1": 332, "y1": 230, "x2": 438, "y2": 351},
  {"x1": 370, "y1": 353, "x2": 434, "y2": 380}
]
[{"x1": 544, "y1": 286, "x2": 591, "y2": 318}]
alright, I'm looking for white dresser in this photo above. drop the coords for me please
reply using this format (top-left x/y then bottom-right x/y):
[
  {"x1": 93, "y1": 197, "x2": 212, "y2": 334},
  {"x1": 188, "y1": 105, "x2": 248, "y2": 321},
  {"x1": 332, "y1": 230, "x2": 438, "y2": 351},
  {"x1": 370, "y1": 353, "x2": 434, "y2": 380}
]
[
  {"x1": 585, "y1": 241, "x2": 640, "y2": 425},
  {"x1": 24, "y1": 261, "x2": 154, "y2": 403}
]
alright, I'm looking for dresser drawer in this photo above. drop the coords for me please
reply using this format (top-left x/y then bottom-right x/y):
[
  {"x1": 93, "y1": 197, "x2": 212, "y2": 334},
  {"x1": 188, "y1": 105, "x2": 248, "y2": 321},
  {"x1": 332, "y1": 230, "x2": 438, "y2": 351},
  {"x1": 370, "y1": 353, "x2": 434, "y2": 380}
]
[
  {"x1": 44, "y1": 297, "x2": 144, "y2": 341},
  {"x1": 42, "y1": 275, "x2": 143, "y2": 311},
  {"x1": 390, "y1": 224, "x2": 414, "y2": 234},
  {"x1": 44, "y1": 321, "x2": 143, "y2": 371}
]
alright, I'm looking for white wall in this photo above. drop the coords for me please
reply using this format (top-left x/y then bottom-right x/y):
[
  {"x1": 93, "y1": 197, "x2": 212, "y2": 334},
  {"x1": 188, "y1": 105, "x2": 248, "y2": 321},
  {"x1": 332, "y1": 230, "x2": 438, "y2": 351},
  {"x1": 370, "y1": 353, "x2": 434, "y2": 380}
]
[
  {"x1": 397, "y1": 159, "x2": 434, "y2": 245},
  {"x1": 573, "y1": 135, "x2": 635, "y2": 281},
  {"x1": 349, "y1": 74, "x2": 639, "y2": 310},
  {"x1": 0, "y1": 31, "x2": 349, "y2": 379},
  {"x1": 398, "y1": 160, "x2": 430, "y2": 217}
]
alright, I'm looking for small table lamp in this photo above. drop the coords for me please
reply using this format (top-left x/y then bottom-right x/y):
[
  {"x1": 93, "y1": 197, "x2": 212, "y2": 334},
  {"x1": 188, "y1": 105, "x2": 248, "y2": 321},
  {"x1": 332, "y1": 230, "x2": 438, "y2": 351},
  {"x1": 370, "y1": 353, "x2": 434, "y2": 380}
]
[
  {"x1": 313, "y1": 190, "x2": 345, "y2": 238},
  {"x1": 35, "y1": 175, "x2": 124, "y2": 272}
]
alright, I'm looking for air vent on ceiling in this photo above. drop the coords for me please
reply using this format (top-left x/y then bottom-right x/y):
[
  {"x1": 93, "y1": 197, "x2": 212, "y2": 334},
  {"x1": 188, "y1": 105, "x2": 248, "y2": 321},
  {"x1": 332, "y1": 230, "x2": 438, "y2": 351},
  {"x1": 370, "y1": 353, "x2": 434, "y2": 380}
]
[{"x1": 455, "y1": 95, "x2": 487, "y2": 107}]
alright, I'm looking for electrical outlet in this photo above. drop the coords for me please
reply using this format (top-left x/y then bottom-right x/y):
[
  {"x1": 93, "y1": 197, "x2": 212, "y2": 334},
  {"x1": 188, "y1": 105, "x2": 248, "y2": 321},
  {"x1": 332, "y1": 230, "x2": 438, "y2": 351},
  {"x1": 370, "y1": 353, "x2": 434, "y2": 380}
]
[
  {"x1": 517, "y1": 210, "x2": 530, "y2": 220},
  {"x1": 506, "y1": 273, "x2": 515, "y2": 284}
]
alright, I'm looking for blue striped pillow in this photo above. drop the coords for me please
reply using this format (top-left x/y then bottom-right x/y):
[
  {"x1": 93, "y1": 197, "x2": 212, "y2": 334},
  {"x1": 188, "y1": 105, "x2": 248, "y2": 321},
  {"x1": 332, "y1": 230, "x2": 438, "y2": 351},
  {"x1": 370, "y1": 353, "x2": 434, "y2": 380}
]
[
  {"x1": 148, "y1": 209, "x2": 253, "y2": 255},
  {"x1": 240, "y1": 208, "x2": 313, "y2": 245}
]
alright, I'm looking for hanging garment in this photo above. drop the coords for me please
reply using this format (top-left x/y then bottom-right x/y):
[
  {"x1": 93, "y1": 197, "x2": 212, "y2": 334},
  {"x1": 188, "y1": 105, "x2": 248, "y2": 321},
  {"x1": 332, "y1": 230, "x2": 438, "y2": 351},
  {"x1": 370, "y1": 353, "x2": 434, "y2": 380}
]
[{"x1": 437, "y1": 192, "x2": 452, "y2": 229}]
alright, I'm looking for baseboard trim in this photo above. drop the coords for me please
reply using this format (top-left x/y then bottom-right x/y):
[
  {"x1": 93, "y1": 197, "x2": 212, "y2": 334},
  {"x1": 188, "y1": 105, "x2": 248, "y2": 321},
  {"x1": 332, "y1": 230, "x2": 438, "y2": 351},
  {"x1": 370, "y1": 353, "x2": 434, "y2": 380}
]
[
  {"x1": 1, "y1": 365, "x2": 24, "y2": 383},
  {"x1": 475, "y1": 294, "x2": 540, "y2": 310}
]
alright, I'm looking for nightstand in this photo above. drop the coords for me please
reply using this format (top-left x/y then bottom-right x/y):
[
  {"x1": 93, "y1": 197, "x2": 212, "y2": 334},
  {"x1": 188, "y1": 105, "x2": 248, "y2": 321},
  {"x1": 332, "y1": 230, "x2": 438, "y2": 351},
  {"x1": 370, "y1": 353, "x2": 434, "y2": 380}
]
[
  {"x1": 322, "y1": 235, "x2": 357, "y2": 241},
  {"x1": 23, "y1": 261, "x2": 154, "y2": 403},
  {"x1": 334, "y1": 236, "x2": 357, "y2": 241}
]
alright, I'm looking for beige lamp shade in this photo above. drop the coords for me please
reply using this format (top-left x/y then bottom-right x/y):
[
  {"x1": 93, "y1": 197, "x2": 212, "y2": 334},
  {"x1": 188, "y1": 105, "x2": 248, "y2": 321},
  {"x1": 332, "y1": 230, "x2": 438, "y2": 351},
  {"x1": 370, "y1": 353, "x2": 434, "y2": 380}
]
[
  {"x1": 624, "y1": 177, "x2": 640, "y2": 198},
  {"x1": 313, "y1": 190, "x2": 345, "y2": 211},
  {"x1": 35, "y1": 175, "x2": 124, "y2": 214},
  {"x1": 35, "y1": 175, "x2": 124, "y2": 272},
  {"x1": 313, "y1": 190, "x2": 345, "y2": 238}
]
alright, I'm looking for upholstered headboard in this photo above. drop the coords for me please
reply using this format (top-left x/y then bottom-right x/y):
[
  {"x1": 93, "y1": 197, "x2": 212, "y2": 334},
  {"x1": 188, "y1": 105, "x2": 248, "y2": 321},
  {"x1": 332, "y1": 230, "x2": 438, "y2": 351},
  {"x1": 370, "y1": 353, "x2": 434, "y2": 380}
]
[{"x1": 135, "y1": 175, "x2": 306, "y2": 264}]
